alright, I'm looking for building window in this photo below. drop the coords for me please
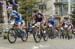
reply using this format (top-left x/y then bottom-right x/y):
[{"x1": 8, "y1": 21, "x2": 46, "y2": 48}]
[
  {"x1": 64, "y1": 5, "x2": 68, "y2": 15},
  {"x1": 55, "y1": 6, "x2": 59, "y2": 15},
  {"x1": 56, "y1": 12, "x2": 58, "y2": 14}
]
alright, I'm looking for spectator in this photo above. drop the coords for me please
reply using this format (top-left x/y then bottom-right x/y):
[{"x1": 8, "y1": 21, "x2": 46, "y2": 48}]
[
  {"x1": 7, "y1": 0, "x2": 18, "y2": 11},
  {"x1": 13, "y1": 0, "x2": 18, "y2": 11},
  {"x1": 7, "y1": 1, "x2": 13, "y2": 18}
]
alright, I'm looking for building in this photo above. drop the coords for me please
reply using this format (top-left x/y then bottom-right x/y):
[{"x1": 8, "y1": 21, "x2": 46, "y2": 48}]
[
  {"x1": 71, "y1": 0, "x2": 75, "y2": 13},
  {"x1": 36, "y1": 0, "x2": 75, "y2": 16},
  {"x1": 45, "y1": 0, "x2": 55, "y2": 16},
  {"x1": 34, "y1": 0, "x2": 68, "y2": 16},
  {"x1": 54, "y1": 0, "x2": 75, "y2": 16},
  {"x1": 32, "y1": 0, "x2": 55, "y2": 16},
  {"x1": 54, "y1": 0, "x2": 67, "y2": 16}
]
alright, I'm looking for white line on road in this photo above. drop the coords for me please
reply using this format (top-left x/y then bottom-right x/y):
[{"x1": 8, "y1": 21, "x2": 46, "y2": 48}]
[
  {"x1": 32, "y1": 44, "x2": 50, "y2": 49},
  {"x1": 32, "y1": 46, "x2": 39, "y2": 49}
]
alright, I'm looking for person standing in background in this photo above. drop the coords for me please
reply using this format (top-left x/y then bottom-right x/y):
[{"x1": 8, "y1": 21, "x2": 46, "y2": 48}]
[
  {"x1": 7, "y1": 1, "x2": 13, "y2": 18},
  {"x1": 7, "y1": 0, "x2": 18, "y2": 11},
  {"x1": 13, "y1": 0, "x2": 18, "y2": 11}
]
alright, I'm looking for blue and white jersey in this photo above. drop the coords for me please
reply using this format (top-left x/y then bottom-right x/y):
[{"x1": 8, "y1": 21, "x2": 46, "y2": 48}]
[
  {"x1": 48, "y1": 16, "x2": 55, "y2": 26},
  {"x1": 64, "y1": 19, "x2": 71, "y2": 25},
  {"x1": 10, "y1": 10, "x2": 22, "y2": 23}
]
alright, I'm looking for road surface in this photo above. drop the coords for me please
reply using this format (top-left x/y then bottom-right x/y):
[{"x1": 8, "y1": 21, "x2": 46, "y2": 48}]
[{"x1": 0, "y1": 35, "x2": 75, "y2": 49}]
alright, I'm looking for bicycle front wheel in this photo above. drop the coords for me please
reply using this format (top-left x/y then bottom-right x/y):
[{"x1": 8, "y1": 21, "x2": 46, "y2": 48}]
[
  {"x1": 33, "y1": 27, "x2": 41, "y2": 43},
  {"x1": 8, "y1": 29, "x2": 17, "y2": 44}
]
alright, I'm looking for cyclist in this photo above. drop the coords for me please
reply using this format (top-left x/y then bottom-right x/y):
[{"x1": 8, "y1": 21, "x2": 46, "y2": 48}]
[
  {"x1": 48, "y1": 15, "x2": 56, "y2": 37},
  {"x1": 48, "y1": 16, "x2": 55, "y2": 28},
  {"x1": 31, "y1": 10, "x2": 44, "y2": 27},
  {"x1": 60, "y1": 16, "x2": 73, "y2": 34},
  {"x1": 21, "y1": 20, "x2": 26, "y2": 28},
  {"x1": 7, "y1": 7, "x2": 23, "y2": 32},
  {"x1": 41, "y1": 17, "x2": 47, "y2": 29}
]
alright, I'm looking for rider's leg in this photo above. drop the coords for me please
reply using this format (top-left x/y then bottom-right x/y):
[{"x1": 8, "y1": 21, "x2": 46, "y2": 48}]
[
  {"x1": 68, "y1": 25, "x2": 72, "y2": 36},
  {"x1": 21, "y1": 21, "x2": 26, "y2": 28},
  {"x1": 17, "y1": 22, "x2": 22, "y2": 32},
  {"x1": 53, "y1": 26, "x2": 56, "y2": 34}
]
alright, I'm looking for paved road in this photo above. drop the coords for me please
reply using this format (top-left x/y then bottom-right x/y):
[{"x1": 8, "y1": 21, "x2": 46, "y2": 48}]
[{"x1": 0, "y1": 35, "x2": 75, "y2": 49}]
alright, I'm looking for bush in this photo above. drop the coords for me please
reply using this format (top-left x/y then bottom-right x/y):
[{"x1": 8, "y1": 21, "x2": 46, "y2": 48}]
[{"x1": 3, "y1": 31, "x2": 8, "y2": 39}]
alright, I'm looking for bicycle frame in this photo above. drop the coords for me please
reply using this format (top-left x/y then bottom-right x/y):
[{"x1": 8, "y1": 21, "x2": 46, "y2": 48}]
[{"x1": 11, "y1": 23, "x2": 22, "y2": 38}]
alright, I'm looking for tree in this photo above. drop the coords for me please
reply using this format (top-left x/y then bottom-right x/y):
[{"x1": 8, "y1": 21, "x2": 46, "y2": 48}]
[
  {"x1": 19, "y1": 0, "x2": 36, "y2": 21},
  {"x1": 0, "y1": 1, "x2": 3, "y2": 23}
]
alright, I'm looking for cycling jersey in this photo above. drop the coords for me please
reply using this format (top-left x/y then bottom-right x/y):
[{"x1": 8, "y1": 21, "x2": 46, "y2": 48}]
[
  {"x1": 48, "y1": 16, "x2": 55, "y2": 26},
  {"x1": 35, "y1": 13, "x2": 43, "y2": 22},
  {"x1": 64, "y1": 19, "x2": 71, "y2": 26},
  {"x1": 10, "y1": 10, "x2": 22, "y2": 24}
]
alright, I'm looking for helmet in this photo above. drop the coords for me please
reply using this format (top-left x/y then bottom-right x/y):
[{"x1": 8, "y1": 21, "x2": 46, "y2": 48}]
[
  {"x1": 7, "y1": 7, "x2": 13, "y2": 12},
  {"x1": 49, "y1": 15, "x2": 54, "y2": 19},
  {"x1": 63, "y1": 15, "x2": 69, "y2": 19}
]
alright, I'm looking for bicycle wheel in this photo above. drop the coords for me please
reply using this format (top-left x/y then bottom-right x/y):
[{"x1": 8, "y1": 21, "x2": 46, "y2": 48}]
[
  {"x1": 48, "y1": 28, "x2": 54, "y2": 39},
  {"x1": 43, "y1": 29, "x2": 48, "y2": 41},
  {"x1": 33, "y1": 27, "x2": 41, "y2": 43},
  {"x1": 21, "y1": 28, "x2": 28, "y2": 42},
  {"x1": 8, "y1": 29, "x2": 17, "y2": 44},
  {"x1": 66, "y1": 30, "x2": 70, "y2": 40}
]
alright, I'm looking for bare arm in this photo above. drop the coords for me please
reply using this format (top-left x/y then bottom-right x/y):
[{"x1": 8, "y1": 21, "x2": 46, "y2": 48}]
[{"x1": 9, "y1": 16, "x2": 11, "y2": 21}]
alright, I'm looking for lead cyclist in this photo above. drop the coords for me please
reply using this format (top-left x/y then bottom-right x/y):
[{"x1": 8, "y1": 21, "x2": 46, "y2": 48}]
[{"x1": 7, "y1": 7, "x2": 23, "y2": 32}]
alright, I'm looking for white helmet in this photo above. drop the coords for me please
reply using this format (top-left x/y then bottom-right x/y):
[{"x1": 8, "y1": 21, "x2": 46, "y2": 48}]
[{"x1": 7, "y1": 7, "x2": 13, "y2": 12}]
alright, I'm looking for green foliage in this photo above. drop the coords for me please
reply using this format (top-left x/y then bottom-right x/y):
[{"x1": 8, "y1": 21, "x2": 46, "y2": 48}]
[
  {"x1": 19, "y1": 0, "x2": 36, "y2": 21},
  {"x1": 3, "y1": 31, "x2": 8, "y2": 39}
]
